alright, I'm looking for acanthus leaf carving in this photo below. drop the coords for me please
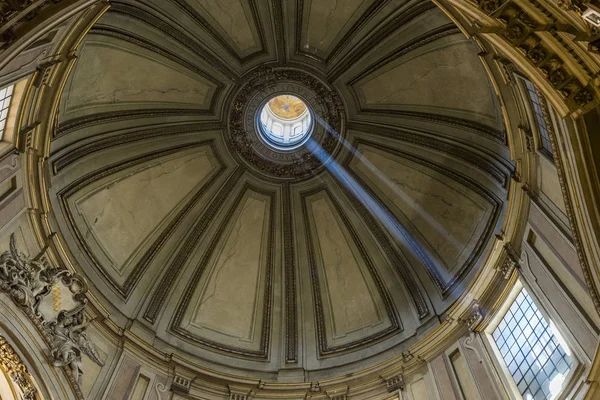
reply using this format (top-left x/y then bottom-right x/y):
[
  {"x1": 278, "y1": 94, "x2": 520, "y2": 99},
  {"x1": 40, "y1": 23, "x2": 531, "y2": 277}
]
[{"x1": 0, "y1": 234, "x2": 103, "y2": 388}]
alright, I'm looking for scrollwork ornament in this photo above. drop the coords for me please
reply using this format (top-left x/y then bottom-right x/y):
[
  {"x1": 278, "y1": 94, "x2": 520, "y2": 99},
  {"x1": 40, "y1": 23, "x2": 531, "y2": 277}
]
[{"x1": 0, "y1": 234, "x2": 103, "y2": 388}]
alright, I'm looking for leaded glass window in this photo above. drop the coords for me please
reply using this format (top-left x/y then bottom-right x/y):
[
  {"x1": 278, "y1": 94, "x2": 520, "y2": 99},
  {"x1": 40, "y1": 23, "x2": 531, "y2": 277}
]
[
  {"x1": 524, "y1": 80, "x2": 554, "y2": 161},
  {"x1": 493, "y1": 288, "x2": 573, "y2": 400},
  {"x1": 0, "y1": 85, "x2": 14, "y2": 140}
]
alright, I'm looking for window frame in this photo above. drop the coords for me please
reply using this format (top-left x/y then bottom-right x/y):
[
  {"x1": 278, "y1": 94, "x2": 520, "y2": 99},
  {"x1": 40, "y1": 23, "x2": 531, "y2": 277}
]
[
  {"x1": 517, "y1": 77, "x2": 555, "y2": 163},
  {"x1": 481, "y1": 280, "x2": 581, "y2": 400},
  {"x1": 0, "y1": 84, "x2": 15, "y2": 141}
]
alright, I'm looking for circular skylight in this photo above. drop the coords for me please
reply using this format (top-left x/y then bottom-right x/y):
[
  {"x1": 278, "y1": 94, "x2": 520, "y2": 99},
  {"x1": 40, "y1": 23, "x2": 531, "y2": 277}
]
[{"x1": 257, "y1": 94, "x2": 313, "y2": 150}]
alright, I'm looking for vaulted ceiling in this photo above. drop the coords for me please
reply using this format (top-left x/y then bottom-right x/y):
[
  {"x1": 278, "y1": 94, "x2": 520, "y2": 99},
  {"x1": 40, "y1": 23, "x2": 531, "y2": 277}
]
[{"x1": 48, "y1": 0, "x2": 513, "y2": 378}]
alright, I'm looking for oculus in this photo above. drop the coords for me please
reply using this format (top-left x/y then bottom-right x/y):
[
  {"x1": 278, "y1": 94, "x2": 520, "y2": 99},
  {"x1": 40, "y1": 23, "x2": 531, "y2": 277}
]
[{"x1": 258, "y1": 94, "x2": 313, "y2": 150}]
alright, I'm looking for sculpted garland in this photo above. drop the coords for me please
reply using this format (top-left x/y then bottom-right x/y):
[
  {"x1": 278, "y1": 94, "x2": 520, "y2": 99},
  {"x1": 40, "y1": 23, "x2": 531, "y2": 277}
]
[{"x1": 0, "y1": 234, "x2": 103, "y2": 388}]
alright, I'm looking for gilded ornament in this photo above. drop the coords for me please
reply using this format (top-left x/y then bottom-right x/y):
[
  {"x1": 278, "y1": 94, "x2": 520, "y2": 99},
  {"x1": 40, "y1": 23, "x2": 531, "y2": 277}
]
[{"x1": 0, "y1": 335, "x2": 38, "y2": 400}]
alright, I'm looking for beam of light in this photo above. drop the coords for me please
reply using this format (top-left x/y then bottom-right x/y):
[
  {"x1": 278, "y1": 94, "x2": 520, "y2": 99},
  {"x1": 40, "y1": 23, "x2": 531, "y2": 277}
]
[{"x1": 308, "y1": 115, "x2": 469, "y2": 285}]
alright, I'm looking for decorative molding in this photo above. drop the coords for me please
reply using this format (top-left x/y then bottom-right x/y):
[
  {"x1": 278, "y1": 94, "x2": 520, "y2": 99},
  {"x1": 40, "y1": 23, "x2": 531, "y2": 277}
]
[
  {"x1": 169, "y1": 0, "x2": 268, "y2": 63},
  {"x1": 0, "y1": 0, "x2": 67, "y2": 50},
  {"x1": 355, "y1": 105, "x2": 507, "y2": 142},
  {"x1": 52, "y1": 123, "x2": 224, "y2": 174},
  {"x1": 537, "y1": 76, "x2": 600, "y2": 313},
  {"x1": 107, "y1": 2, "x2": 239, "y2": 81},
  {"x1": 325, "y1": 386, "x2": 348, "y2": 400},
  {"x1": 154, "y1": 381, "x2": 168, "y2": 398},
  {"x1": 226, "y1": 66, "x2": 344, "y2": 179},
  {"x1": 56, "y1": 109, "x2": 218, "y2": 137},
  {"x1": 282, "y1": 183, "x2": 298, "y2": 363},
  {"x1": 171, "y1": 374, "x2": 193, "y2": 393},
  {"x1": 0, "y1": 335, "x2": 38, "y2": 400},
  {"x1": 229, "y1": 384, "x2": 254, "y2": 400},
  {"x1": 327, "y1": 1, "x2": 438, "y2": 81},
  {"x1": 169, "y1": 183, "x2": 275, "y2": 359},
  {"x1": 348, "y1": 23, "x2": 460, "y2": 86},
  {"x1": 144, "y1": 167, "x2": 244, "y2": 322},
  {"x1": 294, "y1": 0, "x2": 393, "y2": 64},
  {"x1": 348, "y1": 121, "x2": 511, "y2": 186},
  {"x1": 459, "y1": 302, "x2": 485, "y2": 332},
  {"x1": 300, "y1": 187, "x2": 403, "y2": 356},
  {"x1": 272, "y1": 0, "x2": 286, "y2": 64},
  {"x1": 347, "y1": 139, "x2": 503, "y2": 296},
  {"x1": 385, "y1": 374, "x2": 405, "y2": 392},
  {"x1": 328, "y1": 166, "x2": 430, "y2": 317},
  {"x1": 0, "y1": 234, "x2": 103, "y2": 393},
  {"x1": 401, "y1": 351, "x2": 414, "y2": 362},
  {"x1": 498, "y1": 243, "x2": 519, "y2": 279},
  {"x1": 57, "y1": 141, "x2": 222, "y2": 300},
  {"x1": 471, "y1": 0, "x2": 596, "y2": 113},
  {"x1": 463, "y1": 332, "x2": 484, "y2": 364},
  {"x1": 89, "y1": 25, "x2": 224, "y2": 91}
]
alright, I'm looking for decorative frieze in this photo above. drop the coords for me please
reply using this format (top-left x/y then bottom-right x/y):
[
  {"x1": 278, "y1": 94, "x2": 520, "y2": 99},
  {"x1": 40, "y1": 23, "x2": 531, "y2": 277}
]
[
  {"x1": 326, "y1": 389, "x2": 348, "y2": 400},
  {"x1": 227, "y1": 66, "x2": 345, "y2": 179}
]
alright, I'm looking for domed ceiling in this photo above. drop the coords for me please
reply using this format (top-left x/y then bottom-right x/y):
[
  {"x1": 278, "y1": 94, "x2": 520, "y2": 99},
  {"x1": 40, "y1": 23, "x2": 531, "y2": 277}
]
[{"x1": 47, "y1": 0, "x2": 513, "y2": 379}]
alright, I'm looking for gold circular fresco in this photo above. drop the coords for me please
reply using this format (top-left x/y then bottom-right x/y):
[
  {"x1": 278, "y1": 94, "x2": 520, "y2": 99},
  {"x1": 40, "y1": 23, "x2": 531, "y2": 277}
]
[{"x1": 268, "y1": 95, "x2": 307, "y2": 119}]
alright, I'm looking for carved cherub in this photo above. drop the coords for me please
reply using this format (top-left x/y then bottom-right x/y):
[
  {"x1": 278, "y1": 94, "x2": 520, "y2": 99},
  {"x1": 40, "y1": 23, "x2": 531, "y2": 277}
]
[{"x1": 49, "y1": 307, "x2": 104, "y2": 384}]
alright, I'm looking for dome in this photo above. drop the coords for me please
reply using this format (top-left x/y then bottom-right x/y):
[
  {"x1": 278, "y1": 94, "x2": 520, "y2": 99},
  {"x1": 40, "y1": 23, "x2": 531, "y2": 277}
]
[{"x1": 47, "y1": 0, "x2": 512, "y2": 379}]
